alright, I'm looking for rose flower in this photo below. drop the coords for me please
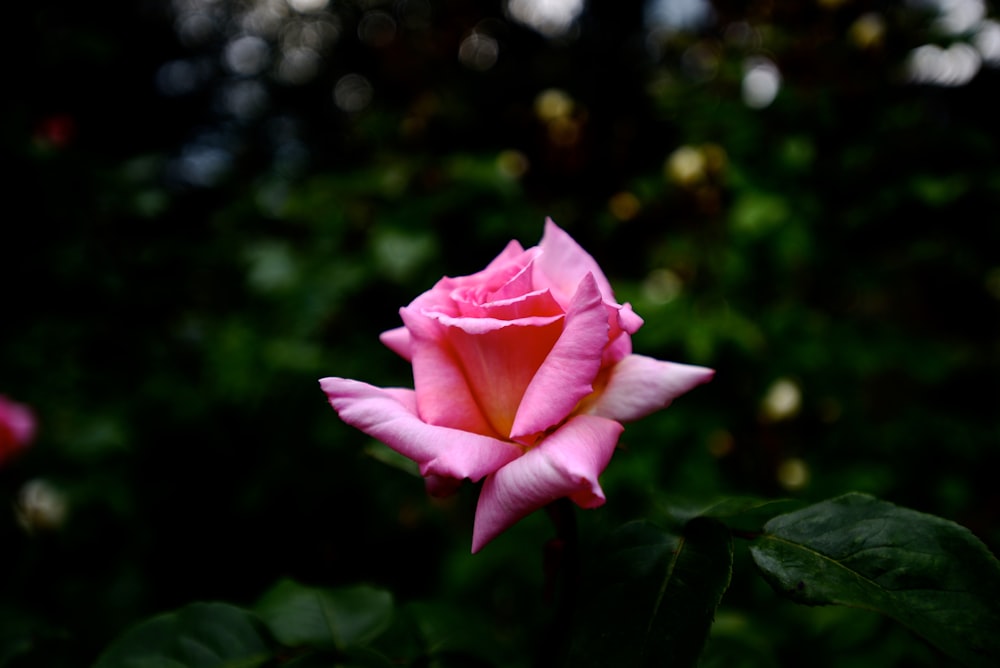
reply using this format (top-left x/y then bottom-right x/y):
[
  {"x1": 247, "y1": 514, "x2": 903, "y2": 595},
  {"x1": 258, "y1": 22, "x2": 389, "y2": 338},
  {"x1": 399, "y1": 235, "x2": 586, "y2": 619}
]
[
  {"x1": 321, "y1": 219, "x2": 713, "y2": 551},
  {"x1": 0, "y1": 395, "x2": 36, "y2": 468}
]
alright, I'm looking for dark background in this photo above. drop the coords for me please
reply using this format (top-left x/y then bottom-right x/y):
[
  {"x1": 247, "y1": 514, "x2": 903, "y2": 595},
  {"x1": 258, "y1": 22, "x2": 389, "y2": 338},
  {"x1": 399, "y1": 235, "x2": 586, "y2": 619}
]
[{"x1": 2, "y1": 0, "x2": 999, "y2": 665}]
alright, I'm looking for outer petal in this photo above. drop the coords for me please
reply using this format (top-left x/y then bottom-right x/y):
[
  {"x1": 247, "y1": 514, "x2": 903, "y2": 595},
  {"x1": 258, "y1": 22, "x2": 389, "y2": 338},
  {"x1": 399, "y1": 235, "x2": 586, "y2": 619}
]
[
  {"x1": 534, "y1": 218, "x2": 617, "y2": 307},
  {"x1": 510, "y1": 273, "x2": 608, "y2": 441},
  {"x1": 471, "y1": 414, "x2": 623, "y2": 553},
  {"x1": 320, "y1": 377, "x2": 523, "y2": 482},
  {"x1": 379, "y1": 326, "x2": 411, "y2": 361},
  {"x1": 587, "y1": 355, "x2": 714, "y2": 423}
]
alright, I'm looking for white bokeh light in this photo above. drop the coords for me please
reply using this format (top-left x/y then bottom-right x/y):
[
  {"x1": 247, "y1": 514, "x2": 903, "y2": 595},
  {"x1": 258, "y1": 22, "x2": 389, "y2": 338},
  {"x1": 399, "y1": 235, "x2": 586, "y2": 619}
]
[
  {"x1": 277, "y1": 46, "x2": 322, "y2": 84},
  {"x1": 931, "y1": 0, "x2": 985, "y2": 34},
  {"x1": 742, "y1": 57, "x2": 781, "y2": 109},
  {"x1": 907, "y1": 42, "x2": 981, "y2": 86},
  {"x1": 506, "y1": 0, "x2": 584, "y2": 38},
  {"x1": 645, "y1": 0, "x2": 713, "y2": 32},
  {"x1": 224, "y1": 35, "x2": 271, "y2": 75},
  {"x1": 287, "y1": 0, "x2": 328, "y2": 12},
  {"x1": 974, "y1": 19, "x2": 1000, "y2": 64}
]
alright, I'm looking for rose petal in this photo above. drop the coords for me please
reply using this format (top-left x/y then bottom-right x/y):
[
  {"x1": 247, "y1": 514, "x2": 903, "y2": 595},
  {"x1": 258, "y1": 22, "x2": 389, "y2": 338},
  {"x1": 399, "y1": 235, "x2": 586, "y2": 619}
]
[
  {"x1": 400, "y1": 308, "x2": 499, "y2": 436},
  {"x1": 615, "y1": 302, "x2": 644, "y2": 335},
  {"x1": 430, "y1": 312, "x2": 563, "y2": 334},
  {"x1": 436, "y1": 314, "x2": 564, "y2": 438},
  {"x1": 471, "y1": 414, "x2": 623, "y2": 552},
  {"x1": 379, "y1": 325, "x2": 412, "y2": 361},
  {"x1": 435, "y1": 242, "x2": 534, "y2": 298},
  {"x1": 602, "y1": 329, "x2": 633, "y2": 366},
  {"x1": 481, "y1": 239, "x2": 528, "y2": 275},
  {"x1": 510, "y1": 273, "x2": 609, "y2": 440},
  {"x1": 320, "y1": 378, "x2": 523, "y2": 483},
  {"x1": 534, "y1": 218, "x2": 617, "y2": 307},
  {"x1": 482, "y1": 250, "x2": 537, "y2": 302},
  {"x1": 587, "y1": 355, "x2": 714, "y2": 423},
  {"x1": 602, "y1": 301, "x2": 643, "y2": 360},
  {"x1": 470, "y1": 288, "x2": 564, "y2": 321}
]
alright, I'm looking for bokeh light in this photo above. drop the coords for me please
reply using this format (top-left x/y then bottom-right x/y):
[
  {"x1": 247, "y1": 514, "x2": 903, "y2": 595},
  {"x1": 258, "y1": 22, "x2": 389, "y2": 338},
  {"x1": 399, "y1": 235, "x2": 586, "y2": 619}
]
[
  {"x1": 287, "y1": 0, "x2": 328, "y2": 12},
  {"x1": 506, "y1": 0, "x2": 584, "y2": 38},
  {"x1": 459, "y1": 33, "x2": 500, "y2": 71},
  {"x1": 334, "y1": 73, "x2": 374, "y2": 112},
  {"x1": 741, "y1": 57, "x2": 781, "y2": 109},
  {"x1": 644, "y1": 0, "x2": 713, "y2": 33},
  {"x1": 760, "y1": 378, "x2": 802, "y2": 423},
  {"x1": 224, "y1": 35, "x2": 271, "y2": 76},
  {"x1": 907, "y1": 42, "x2": 981, "y2": 86},
  {"x1": 358, "y1": 10, "x2": 396, "y2": 47}
]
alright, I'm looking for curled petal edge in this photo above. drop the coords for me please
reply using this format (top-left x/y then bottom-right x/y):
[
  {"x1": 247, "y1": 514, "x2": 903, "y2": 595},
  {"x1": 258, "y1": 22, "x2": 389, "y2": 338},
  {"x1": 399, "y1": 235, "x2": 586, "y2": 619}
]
[
  {"x1": 379, "y1": 325, "x2": 411, "y2": 361},
  {"x1": 320, "y1": 377, "x2": 523, "y2": 484}
]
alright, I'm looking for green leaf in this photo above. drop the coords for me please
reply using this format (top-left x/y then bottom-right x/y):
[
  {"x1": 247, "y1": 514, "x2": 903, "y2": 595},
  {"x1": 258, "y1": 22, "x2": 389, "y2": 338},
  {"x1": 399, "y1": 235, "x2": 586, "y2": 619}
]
[
  {"x1": 749, "y1": 492, "x2": 1000, "y2": 667},
  {"x1": 566, "y1": 517, "x2": 734, "y2": 667},
  {"x1": 660, "y1": 496, "x2": 803, "y2": 533},
  {"x1": 281, "y1": 646, "x2": 396, "y2": 668},
  {"x1": 402, "y1": 601, "x2": 502, "y2": 664},
  {"x1": 255, "y1": 580, "x2": 394, "y2": 651},
  {"x1": 92, "y1": 602, "x2": 271, "y2": 668}
]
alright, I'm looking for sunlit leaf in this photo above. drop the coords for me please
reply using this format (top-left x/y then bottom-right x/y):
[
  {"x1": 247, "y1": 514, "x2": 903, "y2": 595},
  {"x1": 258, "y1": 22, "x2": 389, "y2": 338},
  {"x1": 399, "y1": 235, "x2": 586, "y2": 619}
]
[
  {"x1": 566, "y1": 517, "x2": 734, "y2": 667},
  {"x1": 255, "y1": 580, "x2": 393, "y2": 651},
  {"x1": 750, "y1": 493, "x2": 1000, "y2": 667},
  {"x1": 92, "y1": 602, "x2": 271, "y2": 668}
]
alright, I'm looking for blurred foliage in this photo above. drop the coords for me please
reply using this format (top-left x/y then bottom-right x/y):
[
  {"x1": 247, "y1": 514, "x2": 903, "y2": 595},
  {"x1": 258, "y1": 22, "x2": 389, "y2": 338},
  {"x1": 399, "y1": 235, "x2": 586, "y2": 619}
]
[{"x1": 2, "y1": 0, "x2": 1000, "y2": 665}]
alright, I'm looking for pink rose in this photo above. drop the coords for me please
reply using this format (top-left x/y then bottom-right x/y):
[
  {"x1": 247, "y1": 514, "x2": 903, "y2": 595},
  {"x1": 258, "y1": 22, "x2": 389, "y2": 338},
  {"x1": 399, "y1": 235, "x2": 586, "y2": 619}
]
[
  {"x1": 0, "y1": 395, "x2": 36, "y2": 467},
  {"x1": 321, "y1": 219, "x2": 713, "y2": 551}
]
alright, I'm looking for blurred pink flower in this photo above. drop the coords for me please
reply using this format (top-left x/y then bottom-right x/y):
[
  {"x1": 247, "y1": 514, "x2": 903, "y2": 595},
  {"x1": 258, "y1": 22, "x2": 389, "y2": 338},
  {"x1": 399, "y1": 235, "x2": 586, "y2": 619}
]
[
  {"x1": 0, "y1": 395, "x2": 36, "y2": 467},
  {"x1": 321, "y1": 219, "x2": 713, "y2": 551}
]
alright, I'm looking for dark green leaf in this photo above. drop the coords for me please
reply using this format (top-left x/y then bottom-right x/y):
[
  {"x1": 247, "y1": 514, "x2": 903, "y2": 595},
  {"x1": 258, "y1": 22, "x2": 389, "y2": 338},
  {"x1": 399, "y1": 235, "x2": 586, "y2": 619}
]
[
  {"x1": 281, "y1": 646, "x2": 395, "y2": 668},
  {"x1": 660, "y1": 496, "x2": 803, "y2": 533},
  {"x1": 92, "y1": 602, "x2": 271, "y2": 668},
  {"x1": 255, "y1": 580, "x2": 393, "y2": 651},
  {"x1": 567, "y1": 517, "x2": 734, "y2": 668},
  {"x1": 749, "y1": 492, "x2": 1000, "y2": 667}
]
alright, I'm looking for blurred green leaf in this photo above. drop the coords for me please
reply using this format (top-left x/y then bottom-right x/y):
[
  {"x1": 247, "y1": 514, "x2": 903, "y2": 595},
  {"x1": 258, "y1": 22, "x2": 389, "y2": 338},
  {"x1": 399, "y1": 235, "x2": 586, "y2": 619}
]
[
  {"x1": 567, "y1": 517, "x2": 734, "y2": 667},
  {"x1": 363, "y1": 441, "x2": 420, "y2": 477},
  {"x1": 729, "y1": 192, "x2": 789, "y2": 235},
  {"x1": 92, "y1": 602, "x2": 271, "y2": 668},
  {"x1": 402, "y1": 601, "x2": 502, "y2": 664},
  {"x1": 750, "y1": 493, "x2": 1000, "y2": 667},
  {"x1": 255, "y1": 580, "x2": 393, "y2": 651}
]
